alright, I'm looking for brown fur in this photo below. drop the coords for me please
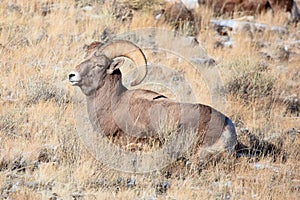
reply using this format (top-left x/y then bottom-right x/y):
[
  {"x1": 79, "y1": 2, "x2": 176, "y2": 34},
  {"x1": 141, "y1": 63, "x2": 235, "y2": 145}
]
[
  {"x1": 69, "y1": 40, "x2": 237, "y2": 160},
  {"x1": 84, "y1": 67, "x2": 230, "y2": 151}
]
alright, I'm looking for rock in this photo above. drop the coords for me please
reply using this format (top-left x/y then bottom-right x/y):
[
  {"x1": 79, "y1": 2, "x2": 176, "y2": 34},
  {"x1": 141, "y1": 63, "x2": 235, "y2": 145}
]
[
  {"x1": 210, "y1": 19, "x2": 288, "y2": 35},
  {"x1": 155, "y1": 181, "x2": 170, "y2": 195},
  {"x1": 180, "y1": 0, "x2": 199, "y2": 10},
  {"x1": 71, "y1": 192, "x2": 85, "y2": 199},
  {"x1": 240, "y1": 127, "x2": 250, "y2": 134},
  {"x1": 126, "y1": 177, "x2": 136, "y2": 188},
  {"x1": 6, "y1": 3, "x2": 22, "y2": 14},
  {"x1": 49, "y1": 192, "x2": 62, "y2": 200}
]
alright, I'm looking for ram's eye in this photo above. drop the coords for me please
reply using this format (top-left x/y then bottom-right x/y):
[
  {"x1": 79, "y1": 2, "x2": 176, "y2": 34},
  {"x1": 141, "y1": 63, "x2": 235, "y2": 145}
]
[
  {"x1": 95, "y1": 64, "x2": 104, "y2": 68},
  {"x1": 92, "y1": 64, "x2": 102, "y2": 69}
]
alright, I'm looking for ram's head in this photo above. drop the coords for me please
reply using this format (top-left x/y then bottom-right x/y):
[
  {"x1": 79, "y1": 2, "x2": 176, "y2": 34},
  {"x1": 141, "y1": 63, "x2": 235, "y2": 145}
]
[{"x1": 68, "y1": 40, "x2": 147, "y2": 96}]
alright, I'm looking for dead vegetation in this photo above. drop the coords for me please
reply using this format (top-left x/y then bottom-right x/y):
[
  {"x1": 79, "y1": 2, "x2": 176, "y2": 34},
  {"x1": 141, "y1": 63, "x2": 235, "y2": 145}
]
[{"x1": 0, "y1": 0, "x2": 299, "y2": 199}]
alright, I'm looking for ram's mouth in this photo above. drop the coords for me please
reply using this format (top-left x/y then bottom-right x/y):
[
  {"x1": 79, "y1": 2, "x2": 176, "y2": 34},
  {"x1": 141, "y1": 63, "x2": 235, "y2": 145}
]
[{"x1": 69, "y1": 80, "x2": 79, "y2": 86}]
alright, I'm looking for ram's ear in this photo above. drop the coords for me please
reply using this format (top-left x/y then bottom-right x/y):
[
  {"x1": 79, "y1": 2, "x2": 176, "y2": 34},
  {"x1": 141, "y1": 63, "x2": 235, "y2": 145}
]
[{"x1": 107, "y1": 57, "x2": 125, "y2": 74}]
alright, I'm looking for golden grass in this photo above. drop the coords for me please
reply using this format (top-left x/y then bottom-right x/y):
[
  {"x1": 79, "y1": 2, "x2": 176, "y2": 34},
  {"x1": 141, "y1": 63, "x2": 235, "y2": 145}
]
[{"x1": 0, "y1": 0, "x2": 299, "y2": 199}]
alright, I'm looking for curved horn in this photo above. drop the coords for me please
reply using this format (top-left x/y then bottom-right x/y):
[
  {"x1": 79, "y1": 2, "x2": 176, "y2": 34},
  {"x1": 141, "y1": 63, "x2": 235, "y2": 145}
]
[{"x1": 96, "y1": 40, "x2": 147, "y2": 86}]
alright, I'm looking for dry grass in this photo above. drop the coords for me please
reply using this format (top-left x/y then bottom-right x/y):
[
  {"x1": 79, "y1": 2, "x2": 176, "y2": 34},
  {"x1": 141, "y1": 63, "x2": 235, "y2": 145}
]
[{"x1": 0, "y1": 0, "x2": 299, "y2": 199}]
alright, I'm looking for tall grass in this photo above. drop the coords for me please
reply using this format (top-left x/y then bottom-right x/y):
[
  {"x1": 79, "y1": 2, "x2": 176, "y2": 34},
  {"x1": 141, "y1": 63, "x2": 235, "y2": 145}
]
[{"x1": 0, "y1": 0, "x2": 299, "y2": 199}]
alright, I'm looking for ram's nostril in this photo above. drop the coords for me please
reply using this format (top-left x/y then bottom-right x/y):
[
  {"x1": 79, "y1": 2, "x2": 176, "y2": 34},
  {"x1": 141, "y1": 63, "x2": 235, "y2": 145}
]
[{"x1": 69, "y1": 73, "x2": 75, "y2": 80}]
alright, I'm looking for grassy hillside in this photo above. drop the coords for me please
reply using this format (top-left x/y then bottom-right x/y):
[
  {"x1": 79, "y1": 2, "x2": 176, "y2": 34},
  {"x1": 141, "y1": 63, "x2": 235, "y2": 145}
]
[{"x1": 0, "y1": 0, "x2": 299, "y2": 199}]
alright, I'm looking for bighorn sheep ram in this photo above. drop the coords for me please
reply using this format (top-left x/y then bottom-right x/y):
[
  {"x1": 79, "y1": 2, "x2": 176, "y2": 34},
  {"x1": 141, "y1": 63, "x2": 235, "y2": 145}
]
[{"x1": 68, "y1": 40, "x2": 237, "y2": 163}]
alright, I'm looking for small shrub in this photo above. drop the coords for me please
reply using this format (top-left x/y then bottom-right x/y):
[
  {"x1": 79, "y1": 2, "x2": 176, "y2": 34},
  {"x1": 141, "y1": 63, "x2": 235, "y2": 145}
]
[
  {"x1": 0, "y1": 112, "x2": 16, "y2": 137},
  {"x1": 283, "y1": 94, "x2": 300, "y2": 116},
  {"x1": 115, "y1": 0, "x2": 164, "y2": 10},
  {"x1": 21, "y1": 77, "x2": 70, "y2": 106},
  {"x1": 225, "y1": 62, "x2": 275, "y2": 101}
]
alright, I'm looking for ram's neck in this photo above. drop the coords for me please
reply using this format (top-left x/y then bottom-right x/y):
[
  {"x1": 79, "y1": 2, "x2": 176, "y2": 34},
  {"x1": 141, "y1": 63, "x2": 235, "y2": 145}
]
[
  {"x1": 88, "y1": 72, "x2": 127, "y2": 106},
  {"x1": 85, "y1": 72, "x2": 127, "y2": 134}
]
